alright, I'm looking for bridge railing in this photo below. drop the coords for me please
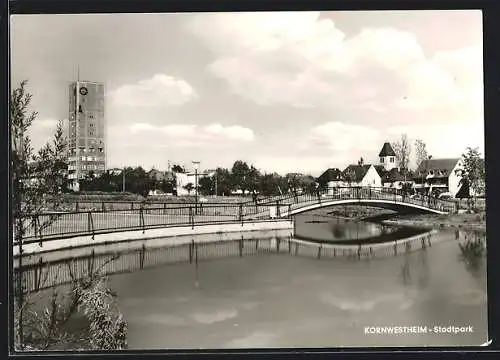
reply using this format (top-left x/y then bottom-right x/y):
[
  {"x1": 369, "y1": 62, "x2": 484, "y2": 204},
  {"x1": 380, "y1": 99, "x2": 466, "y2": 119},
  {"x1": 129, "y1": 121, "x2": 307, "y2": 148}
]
[
  {"x1": 256, "y1": 186, "x2": 458, "y2": 214},
  {"x1": 13, "y1": 203, "x2": 293, "y2": 246}
]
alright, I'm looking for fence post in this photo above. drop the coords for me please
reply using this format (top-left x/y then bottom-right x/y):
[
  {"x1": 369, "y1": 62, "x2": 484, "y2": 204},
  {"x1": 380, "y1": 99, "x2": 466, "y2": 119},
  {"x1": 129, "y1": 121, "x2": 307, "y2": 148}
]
[
  {"x1": 102, "y1": 202, "x2": 105, "y2": 212},
  {"x1": 239, "y1": 236, "x2": 243, "y2": 257},
  {"x1": 140, "y1": 208, "x2": 145, "y2": 234},
  {"x1": 76, "y1": 202, "x2": 79, "y2": 212},
  {"x1": 317, "y1": 244, "x2": 322, "y2": 259},
  {"x1": 33, "y1": 215, "x2": 40, "y2": 246},
  {"x1": 140, "y1": 244, "x2": 146, "y2": 269},
  {"x1": 239, "y1": 203, "x2": 243, "y2": 226},
  {"x1": 88, "y1": 211, "x2": 95, "y2": 240},
  {"x1": 276, "y1": 200, "x2": 281, "y2": 217},
  {"x1": 163, "y1": 203, "x2": 167, "y2": 215},
  {"x1": 189, "y1": 239, "x2": 194, "y2": 263},
  {"x1": 288, "y1": 204, "x2": 292, "y2": 223},
  {"x1": 276, "y1": 238, "x2": 280, "y2": 253},
  {"x1": 189, "y1": 206, "x2": 194, "y2": 229}
]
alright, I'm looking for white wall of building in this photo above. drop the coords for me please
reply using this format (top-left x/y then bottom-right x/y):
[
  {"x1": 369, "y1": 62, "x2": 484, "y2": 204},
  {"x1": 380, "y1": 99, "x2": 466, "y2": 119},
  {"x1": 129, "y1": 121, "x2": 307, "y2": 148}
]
[
  {"x1": 176, "y1": 172, "x2": 213, "y2": 196},
  {"x1": 448, "y1": 161, "x2": 463, "y2": 197},
  {"x1": 326, "y1": 180, "x2": 344, "y2": 194},
  {"x1": 379, "y1": 156, "x2": 397, "y2": 171},
  {"x1": 359, "y1": 165, "x2": 382, "y2": 187}
]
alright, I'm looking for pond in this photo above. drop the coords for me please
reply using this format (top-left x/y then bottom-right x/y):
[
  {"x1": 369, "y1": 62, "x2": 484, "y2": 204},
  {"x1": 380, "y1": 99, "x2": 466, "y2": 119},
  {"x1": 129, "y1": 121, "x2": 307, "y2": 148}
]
[
  {"x1": 110, "y1": 215, "x2": 487, "y2": 349},
  {"x1": 24, "y1": 213, "x2": 488, "y2": 349}
]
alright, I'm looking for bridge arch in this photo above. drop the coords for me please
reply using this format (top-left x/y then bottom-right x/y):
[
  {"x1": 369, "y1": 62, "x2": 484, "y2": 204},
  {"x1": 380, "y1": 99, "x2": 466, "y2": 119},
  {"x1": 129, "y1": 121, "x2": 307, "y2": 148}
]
[{"x1": 279, "y1": 199, "x2": 447, "y2": 218}]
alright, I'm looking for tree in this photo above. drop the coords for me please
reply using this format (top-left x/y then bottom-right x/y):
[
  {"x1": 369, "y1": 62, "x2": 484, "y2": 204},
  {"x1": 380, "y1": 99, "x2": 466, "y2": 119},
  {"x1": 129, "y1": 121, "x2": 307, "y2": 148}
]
[
  {"x1": 214, "y1": 167, "x2": 233, "y2": 196},
  {"x1": 183, "y1": 182, "x2": 195, "y2": 195},
  {"x1": 171, "y1": 164, "x2": 184, "y2": 173},
  {"x1": 198, "y1": 176, "x2": 214, "y2": 195},
  {"x1": 245, "y1": 165, "x2": 261, "y2": 192},
  {"x1": 457, "y1": 147, "x2": 485, "y2": 206},
  {"x1": 414, "y1": 139, "x2": 428, "y2": 169},
  {"x1": 231, "y1": 160, "x2": 250, "y2": 194},
  {"x1": 12, "y1": 81, "x2": 127, "y2": 350},
  {"x1": 392, "y1": 133, "x2": 412, "y2": 171},
  {"x1": 344, "y1": 169, "x2": 356, "y2": 186}
]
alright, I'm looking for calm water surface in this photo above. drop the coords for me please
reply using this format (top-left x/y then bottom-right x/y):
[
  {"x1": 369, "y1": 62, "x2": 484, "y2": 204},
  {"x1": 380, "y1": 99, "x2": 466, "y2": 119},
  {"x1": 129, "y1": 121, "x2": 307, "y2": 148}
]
[{"x1": 103, "y1": 214, "x2": 487, "y2": 349}]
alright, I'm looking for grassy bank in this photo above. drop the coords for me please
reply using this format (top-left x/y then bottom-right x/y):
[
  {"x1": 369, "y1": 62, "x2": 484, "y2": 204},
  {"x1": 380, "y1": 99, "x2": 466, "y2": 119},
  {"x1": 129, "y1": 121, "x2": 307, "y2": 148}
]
[
  {"x1": 307, "y1": 205, "x2": 486, "y2": 232},
  {"x1": 383, "y1": 212, "x2": 486, "y2": 232}
]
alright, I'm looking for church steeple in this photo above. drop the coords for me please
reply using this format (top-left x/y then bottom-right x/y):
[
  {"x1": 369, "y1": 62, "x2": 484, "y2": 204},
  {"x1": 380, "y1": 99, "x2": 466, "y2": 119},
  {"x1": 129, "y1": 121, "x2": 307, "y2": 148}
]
[{"x1": 378, "y1": 142, "x2": 397, "y2": 170}]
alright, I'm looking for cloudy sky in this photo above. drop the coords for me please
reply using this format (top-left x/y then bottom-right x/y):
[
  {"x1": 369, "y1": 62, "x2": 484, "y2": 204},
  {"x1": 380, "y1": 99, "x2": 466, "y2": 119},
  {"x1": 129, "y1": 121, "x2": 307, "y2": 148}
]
[{"x1": 10, "y1": 10, "x2": 484, "y2": 176}]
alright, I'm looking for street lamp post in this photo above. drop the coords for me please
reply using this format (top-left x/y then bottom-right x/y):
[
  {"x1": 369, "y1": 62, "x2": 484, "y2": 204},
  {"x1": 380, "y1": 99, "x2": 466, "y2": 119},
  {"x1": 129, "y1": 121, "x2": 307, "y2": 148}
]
[
  {"x1": 122, "y1": 166, "x2": 126, "y2": 193},
  {"x1": 214, "y1": 173, "x2": 218, "y2": 197},
  {"x1": 192, "y1": 161, "x2": 200, "y2": 214}
]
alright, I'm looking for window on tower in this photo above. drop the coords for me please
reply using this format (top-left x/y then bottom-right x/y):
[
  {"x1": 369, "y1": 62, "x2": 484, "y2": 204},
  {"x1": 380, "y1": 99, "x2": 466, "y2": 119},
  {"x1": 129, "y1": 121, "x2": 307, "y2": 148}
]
[
  {"x1": 380, "y1": 157, "x2": 384, "y2": 163},
  {"x1": 390, "y1": 157, "x2": 394, "y2": 163}
]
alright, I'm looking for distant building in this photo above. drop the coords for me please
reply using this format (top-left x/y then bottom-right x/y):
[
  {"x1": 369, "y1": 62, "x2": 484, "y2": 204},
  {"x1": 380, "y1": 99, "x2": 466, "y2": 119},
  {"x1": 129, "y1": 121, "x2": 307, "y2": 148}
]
[
  {"x1": 316, "y1": 168, "x2": 343, "y2": 192},
  {"x1": 67, "y1": 80, "x2": 106, "y2": 189},
  {"x1": 148, "y1": 169, "x2": 167, "y2": 182},
  {"x1": 176, "y1": 169, "x2": 215, "y2": 196},
  {"x1": 342, "y1": 164, "x2": 382, "y2": 187},
  {"x1": 413, "y1": 158, "x2": 462, "y2": 196},
  {"x1": 108, "y1": 168, "x2": 123, "y2": 176},
  {"x1": 379, "y1": 167, "x2": 413, "y2": 189},
  {"x1": 378, "y1": 142, "x2": 397, "y2": 171}
]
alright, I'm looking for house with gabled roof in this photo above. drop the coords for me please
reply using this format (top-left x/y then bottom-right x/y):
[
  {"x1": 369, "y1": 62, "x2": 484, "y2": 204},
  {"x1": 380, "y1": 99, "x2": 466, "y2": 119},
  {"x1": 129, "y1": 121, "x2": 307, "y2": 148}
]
[
  {"x1": 379, "y1": 167, "x2": 414, "y2": 189},
  {"x1": 316, "y1": 168, "x2": 343, "y2": 187},
  {"x1": 413, "y1": 158, "x2": 462, "y2": 196},
  {"x1": 342, "y1": 164, "x2": 382, "y2": 187},
  {"x1": 316, "y1": 168, "x2": 343, "y2": 194}
]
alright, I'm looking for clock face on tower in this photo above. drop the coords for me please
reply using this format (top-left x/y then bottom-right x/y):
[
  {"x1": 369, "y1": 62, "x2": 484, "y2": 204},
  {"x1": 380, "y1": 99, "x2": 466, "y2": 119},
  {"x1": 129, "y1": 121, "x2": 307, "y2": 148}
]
[{"x1": 79, "y1": 87, "x2": 88, "y2": 95}]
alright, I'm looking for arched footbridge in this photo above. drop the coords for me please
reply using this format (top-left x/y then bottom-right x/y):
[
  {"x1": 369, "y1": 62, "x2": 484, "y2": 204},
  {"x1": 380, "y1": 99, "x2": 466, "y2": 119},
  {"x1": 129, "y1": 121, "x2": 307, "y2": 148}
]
[{"x1": 243, "y1": 186, "x2": 458, "y2": 220}]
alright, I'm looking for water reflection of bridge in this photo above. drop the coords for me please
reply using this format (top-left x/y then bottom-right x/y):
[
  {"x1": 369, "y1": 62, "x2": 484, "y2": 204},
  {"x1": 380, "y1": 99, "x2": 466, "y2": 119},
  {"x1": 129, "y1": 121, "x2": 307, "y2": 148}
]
[{"x1": 14, "y1": 230, "x2": 438, "y2": 295}]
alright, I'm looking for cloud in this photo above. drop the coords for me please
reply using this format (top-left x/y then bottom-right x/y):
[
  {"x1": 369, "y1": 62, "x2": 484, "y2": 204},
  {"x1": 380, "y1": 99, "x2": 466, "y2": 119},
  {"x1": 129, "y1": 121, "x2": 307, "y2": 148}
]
[
  {"x1": 300, "y1": 121, "x2": 484, "y2": 169},
  {"x1": 26, "y1": 118, "x2": 67, "y2": 151},
  {"x1": 187, "y1": 12, "x2": 483, "y2": 122},
  {"x1": 108, "y1": 122, "x2": 255, "y2": 149},
  {"x1": 205, "y1": 123, "x2": 255, "y2": 141},
  {"x1": 109, "y1": 74, "x2": 198, "y2": 107}
]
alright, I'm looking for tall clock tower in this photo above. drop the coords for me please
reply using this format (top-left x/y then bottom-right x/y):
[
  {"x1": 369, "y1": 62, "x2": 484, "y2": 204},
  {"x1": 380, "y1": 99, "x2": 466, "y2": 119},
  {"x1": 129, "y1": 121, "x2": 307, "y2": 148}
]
[{"x1": 67, "y1": 80, "x2": 106, "y2": 187}]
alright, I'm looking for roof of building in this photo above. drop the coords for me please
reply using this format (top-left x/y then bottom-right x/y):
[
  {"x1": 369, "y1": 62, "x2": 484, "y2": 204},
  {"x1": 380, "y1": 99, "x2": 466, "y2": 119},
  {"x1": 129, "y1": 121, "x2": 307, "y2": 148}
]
[
  {"x1": 374, "y1": 165, "x2": 386, "y2": 177},
  {"x1": 382, "y1": 168, "x2": 407, "y2": 182},
  {"x1": 379, "y1": 142, "x2": 396, "y2": 157},
  {"x1": 342, "y1": 164, "x2": 374, "y2": 182},
  {"x1": 316, "y1": 168, "x2": 343, "y2": 183},
  {"x1": 414, "y1": 158, "x2": 460, "y2": 178}
]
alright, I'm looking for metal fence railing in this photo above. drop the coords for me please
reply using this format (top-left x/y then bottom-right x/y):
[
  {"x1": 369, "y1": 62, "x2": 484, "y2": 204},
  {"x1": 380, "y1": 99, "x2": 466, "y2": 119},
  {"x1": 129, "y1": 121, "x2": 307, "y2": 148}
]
[{"x1": 14, "y1": 203, "x2": 293, "y2": 244}]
